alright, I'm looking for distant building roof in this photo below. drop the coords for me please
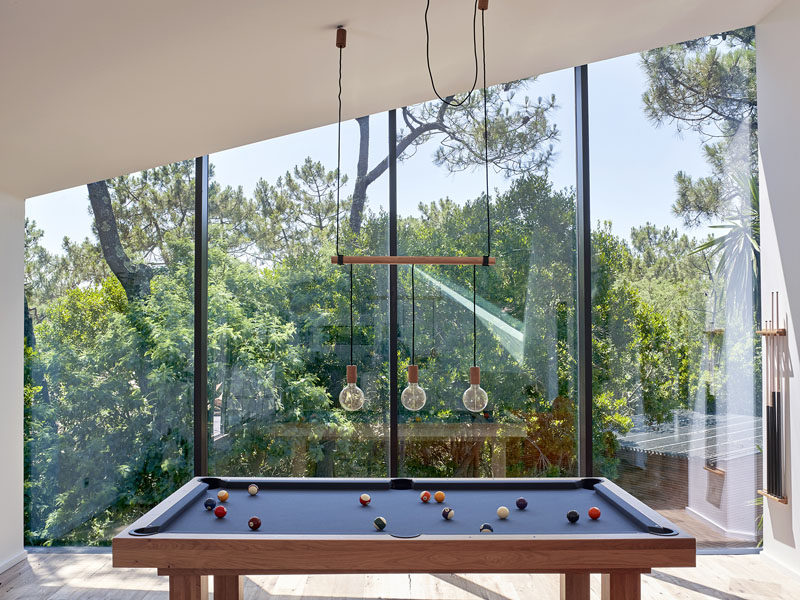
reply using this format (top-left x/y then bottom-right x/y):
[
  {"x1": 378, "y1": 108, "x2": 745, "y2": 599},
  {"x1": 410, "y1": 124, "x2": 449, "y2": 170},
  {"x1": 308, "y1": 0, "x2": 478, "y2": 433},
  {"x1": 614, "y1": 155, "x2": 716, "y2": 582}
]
[{"x1": 617, "y1": 410, "x2": 761, "y2": 461}]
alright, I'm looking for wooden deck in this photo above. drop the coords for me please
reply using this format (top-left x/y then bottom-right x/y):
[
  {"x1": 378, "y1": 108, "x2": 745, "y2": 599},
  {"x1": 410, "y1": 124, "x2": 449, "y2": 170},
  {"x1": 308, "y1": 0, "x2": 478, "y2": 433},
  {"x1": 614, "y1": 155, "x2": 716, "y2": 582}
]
[{"x1": 2, "y1": 551, "x2": 799, "y2": 599}]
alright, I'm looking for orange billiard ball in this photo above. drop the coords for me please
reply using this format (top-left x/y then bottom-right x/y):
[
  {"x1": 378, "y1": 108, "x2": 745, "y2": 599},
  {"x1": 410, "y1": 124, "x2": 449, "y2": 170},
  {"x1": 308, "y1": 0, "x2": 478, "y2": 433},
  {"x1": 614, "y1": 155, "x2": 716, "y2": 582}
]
[
  {"x1": 588, "y1": 506, "x2": 601, "y2": 520},
  {"x1": 217, "y1": 489, "x2": 229, "y2": 502},
  {"x1": 434, "y1": 491, "x2": 446, "y2": 503}
]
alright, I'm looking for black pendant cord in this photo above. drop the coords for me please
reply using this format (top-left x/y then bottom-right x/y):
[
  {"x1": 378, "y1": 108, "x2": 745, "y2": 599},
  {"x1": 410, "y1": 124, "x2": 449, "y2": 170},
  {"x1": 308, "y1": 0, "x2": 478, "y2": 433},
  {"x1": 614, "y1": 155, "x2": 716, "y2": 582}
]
[
  {"x1": 336, "y1": 45, "x2": 343, "y2": 259},
  {"x1": 349, "y1": 263, "x2": 354, "y2": 364},
  {"x1": 425, "y1": 0, "x2": 479, "y2": 107},
  {"x1": 411, "y1": 265, "x2": 416, "y2": 365},
  {"x1": 481, "y1": 9, "x2": 490, "y2": 258},
  {"x1": 472, "y1": 265, "x2": 477, "y2": 367}
]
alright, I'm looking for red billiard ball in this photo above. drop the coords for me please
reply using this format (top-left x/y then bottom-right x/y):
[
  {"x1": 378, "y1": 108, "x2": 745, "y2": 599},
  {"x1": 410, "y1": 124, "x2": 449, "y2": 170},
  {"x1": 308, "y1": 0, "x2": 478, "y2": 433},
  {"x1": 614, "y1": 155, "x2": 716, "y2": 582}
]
[
  {"x1": 248, "y1": 516, "x2": 262, "y2": 530},
  {"x1": 360, "y1": 493, "x2": 371, "y2": 506},
  {"x1": 214, "y1": 505, "x2": 227, "y2": 519},
  {"x1": 588, "y1": 506, "x2": 601, "y2": 520},
  {"x1": 420, "y1": 491, "x2": 431, "y2": 503}
]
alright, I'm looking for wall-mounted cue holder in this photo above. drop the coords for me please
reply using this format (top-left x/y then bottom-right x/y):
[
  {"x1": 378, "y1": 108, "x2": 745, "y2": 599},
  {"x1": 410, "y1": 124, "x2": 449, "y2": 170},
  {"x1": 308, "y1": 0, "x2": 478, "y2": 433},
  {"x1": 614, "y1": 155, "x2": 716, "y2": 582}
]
[{"x1": 757, "y1": 291, "x2": 788, "y2": 504}]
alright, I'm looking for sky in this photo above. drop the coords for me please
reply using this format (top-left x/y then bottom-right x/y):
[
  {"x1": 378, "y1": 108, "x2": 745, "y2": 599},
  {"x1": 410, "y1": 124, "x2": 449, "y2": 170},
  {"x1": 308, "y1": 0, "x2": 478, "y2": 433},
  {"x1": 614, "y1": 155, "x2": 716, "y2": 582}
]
[{"x1": 26, "y1": 53, "x2": 714, "y2": 255}]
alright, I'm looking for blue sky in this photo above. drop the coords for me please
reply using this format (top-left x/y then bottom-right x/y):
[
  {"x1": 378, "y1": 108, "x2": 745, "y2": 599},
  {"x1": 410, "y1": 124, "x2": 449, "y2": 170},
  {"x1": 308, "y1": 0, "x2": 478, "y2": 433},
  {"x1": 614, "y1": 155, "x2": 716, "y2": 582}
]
[{"x1": 26, "y1": 53, "x2": 713, "y2": 254}]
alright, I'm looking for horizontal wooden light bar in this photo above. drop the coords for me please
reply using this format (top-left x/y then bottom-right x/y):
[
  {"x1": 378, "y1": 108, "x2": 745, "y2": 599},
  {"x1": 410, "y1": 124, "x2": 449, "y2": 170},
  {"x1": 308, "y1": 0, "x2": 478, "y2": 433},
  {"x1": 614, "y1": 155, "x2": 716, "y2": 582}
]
[{"x1": 331, "y1": 255, "x2": 496, "y2": 266}]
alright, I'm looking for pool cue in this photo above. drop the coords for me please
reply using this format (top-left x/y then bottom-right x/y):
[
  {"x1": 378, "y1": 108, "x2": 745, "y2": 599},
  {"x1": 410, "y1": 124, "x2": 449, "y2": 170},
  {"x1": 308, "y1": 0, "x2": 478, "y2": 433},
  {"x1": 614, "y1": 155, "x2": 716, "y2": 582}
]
[
  {"x1": 765, "y1": 313, "x2": 772, "y2": 494},
  {"x1": 776, "y1": 293, "x2": 783, "y2": 498}
]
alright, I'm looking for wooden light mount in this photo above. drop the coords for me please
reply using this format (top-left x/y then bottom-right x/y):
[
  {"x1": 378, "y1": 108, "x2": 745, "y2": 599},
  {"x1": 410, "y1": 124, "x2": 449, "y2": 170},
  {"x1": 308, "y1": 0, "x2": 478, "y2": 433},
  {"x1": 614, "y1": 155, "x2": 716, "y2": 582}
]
[
  {"x1": 478, "y1": 0, "x2": 489, "y2": 10},
  {"x1": 331, "y1": 255, "x2": 496, "y2": 266},
  {"x1": 407, "y1": 364, "x2": 419, "y2": 384},
  {"x1": 346, "y1": 364, "x2": 357, "y2": 384},
  {"x1": 469, "y1": 366, "x2": 481, "y2": 385},
  {"x1": 336, "y1": 26, "x2": 347, "y2": 49}
]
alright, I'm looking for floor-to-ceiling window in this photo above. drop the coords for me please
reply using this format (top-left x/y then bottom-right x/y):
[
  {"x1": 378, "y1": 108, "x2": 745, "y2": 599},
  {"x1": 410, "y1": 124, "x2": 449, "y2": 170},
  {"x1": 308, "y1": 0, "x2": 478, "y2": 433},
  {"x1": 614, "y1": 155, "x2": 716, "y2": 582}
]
[
  {"x1": 206, "y1": 113, "x2": 391, "y2": 477},
  {"x1": 396, "y1": 69, "x2": 579, "y2": 478},
  {"x1": 589, "y1": 27, "x2": 760, "y2": 549},
  {"x1": 24, "y1": 164, "x2": 195, "y2": 544}
]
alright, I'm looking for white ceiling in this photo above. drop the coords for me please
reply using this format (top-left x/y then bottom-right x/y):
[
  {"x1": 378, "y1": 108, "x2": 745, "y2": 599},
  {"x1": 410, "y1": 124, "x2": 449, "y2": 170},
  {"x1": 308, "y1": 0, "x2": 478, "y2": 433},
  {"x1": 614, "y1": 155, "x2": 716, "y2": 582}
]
[{"x1": 0, "y1": 0, "x2": 780, "y2": 199}]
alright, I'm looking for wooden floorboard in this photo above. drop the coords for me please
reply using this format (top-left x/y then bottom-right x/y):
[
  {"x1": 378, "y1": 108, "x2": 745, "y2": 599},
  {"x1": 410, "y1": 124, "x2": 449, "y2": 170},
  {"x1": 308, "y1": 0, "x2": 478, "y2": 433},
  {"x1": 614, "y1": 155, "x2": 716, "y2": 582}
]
[{"x1": 2, "y1": 552, "x2": 799, "y2": 599}]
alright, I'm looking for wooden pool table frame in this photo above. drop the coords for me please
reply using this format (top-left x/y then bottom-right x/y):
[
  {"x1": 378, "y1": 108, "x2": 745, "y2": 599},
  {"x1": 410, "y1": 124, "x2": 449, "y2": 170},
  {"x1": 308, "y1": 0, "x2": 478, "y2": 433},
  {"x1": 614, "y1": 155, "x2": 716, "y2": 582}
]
[{"x1": 112, "y1": 477, "x2": 696, "y2": 600}]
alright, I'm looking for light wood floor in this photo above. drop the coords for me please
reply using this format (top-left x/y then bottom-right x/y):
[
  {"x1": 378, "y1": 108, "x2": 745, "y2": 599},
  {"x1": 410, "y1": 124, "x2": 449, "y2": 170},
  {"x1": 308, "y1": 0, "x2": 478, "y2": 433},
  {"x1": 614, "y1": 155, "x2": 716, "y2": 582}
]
[{"x1": 1, "y1": 551, "x2": 798, "y2": 599}]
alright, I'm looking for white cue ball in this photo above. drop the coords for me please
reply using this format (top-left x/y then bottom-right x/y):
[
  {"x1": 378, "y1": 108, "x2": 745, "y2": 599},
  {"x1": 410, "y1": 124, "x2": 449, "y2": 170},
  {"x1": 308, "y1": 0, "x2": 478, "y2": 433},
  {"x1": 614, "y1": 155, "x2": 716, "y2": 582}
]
[{"x1": 497, "y1": 505, "x2": 510, "y2": 519}]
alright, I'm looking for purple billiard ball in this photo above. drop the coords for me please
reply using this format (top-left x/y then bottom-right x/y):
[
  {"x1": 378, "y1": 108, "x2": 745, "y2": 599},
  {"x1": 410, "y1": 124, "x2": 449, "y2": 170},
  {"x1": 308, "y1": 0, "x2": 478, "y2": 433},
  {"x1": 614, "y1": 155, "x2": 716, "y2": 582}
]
[{"x1": 516, "y1": 497, "x2": 528, "y2": 510}]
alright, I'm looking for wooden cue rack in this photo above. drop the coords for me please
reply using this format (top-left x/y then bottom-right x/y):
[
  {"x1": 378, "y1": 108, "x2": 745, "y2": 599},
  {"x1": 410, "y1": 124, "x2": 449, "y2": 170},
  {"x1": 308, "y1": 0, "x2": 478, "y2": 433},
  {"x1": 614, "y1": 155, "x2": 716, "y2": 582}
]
[{"x1": 757, "y1": 291, "x2": 788, "y2": 504}]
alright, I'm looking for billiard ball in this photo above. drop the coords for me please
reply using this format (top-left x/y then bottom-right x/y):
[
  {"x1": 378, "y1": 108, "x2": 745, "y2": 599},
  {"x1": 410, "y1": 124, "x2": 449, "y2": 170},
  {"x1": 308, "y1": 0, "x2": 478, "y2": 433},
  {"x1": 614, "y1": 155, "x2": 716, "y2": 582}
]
[
  {"x1": 516, "y1": 497, "x2": 528, "y2": 510},
  {"x1": 441, "y1": 507, "x2": 454, "y2": 520},
  {"x1": 588, "y1": 506, "x2": 601, "y2": 520},
  {"x1": 480, "y1": 523, "x2": 494, "y2": 533},
  {"x1": 360, "y1": 493, "x2": 371, "y2": 506},
  {"x1": 214, "y1": 505, "x2": 227, "y2": 518},
  {"x1": 373, "y1": 516, "x2": 387, "y2": 531},
  {"x1": 420, "y1": 490, "x2": 431, "y2": 503},
  {"x1": 248, "y1": 516, "x2": 261, "y2": 530},
  {"x1": 434, "y1": 491, "x2": 446, "y2": 503},
  {"x1": 496, "y1": 506, "x2": 510, "y2": 519},
  {"x1": 248, "y1": 484, "x2": 259, "y2": 496},
  {"x1": 217, "y1": 489, "x2": 229, "y2": 502},
  {"x1": 204, "y1": 498, "x2": 216, "y2": 511},
  {"x1": 566, "y1": 510, "x2": 579, "y2": 523}
]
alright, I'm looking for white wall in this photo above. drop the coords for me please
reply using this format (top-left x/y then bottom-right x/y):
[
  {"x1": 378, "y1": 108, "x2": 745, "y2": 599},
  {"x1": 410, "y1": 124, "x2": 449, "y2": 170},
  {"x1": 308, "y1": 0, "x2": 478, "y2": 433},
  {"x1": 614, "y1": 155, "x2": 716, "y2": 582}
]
[
  {"x1": 757, "y1": 0, "x2": 800, "y2": 575},
  {"x1": 0, "y1": 191, "x2": 25, "y2": 573}
]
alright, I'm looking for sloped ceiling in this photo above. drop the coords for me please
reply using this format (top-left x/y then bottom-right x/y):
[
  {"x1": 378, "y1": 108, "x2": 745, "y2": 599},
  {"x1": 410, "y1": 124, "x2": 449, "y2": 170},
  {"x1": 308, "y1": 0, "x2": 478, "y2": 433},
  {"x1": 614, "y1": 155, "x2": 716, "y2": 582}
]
[{"x1": 0, "y1": 0, "x2": 780, "y2": 199}]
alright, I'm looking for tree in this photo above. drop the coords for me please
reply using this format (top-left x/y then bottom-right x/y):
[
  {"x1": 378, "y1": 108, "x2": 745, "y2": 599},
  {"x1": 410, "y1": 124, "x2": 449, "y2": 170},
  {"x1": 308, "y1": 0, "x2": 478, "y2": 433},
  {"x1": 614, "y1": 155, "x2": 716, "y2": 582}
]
[
  {"x1": 640, "y1": 27, "x2": 756, "y2": 229},
  {"x1": 349, "y1": 80, "x2": 559, "y2": 232}
]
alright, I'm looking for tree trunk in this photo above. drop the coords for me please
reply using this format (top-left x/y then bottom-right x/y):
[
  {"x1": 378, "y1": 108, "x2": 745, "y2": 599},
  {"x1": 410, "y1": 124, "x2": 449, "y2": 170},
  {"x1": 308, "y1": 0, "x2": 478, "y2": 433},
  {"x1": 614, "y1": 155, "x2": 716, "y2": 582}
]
[
  {"x1": 349, "y1": 116, "x2": 371, "y2": 234},
  {"x1": 87, "y1": 181, "x2": 153, "y2": 301}
]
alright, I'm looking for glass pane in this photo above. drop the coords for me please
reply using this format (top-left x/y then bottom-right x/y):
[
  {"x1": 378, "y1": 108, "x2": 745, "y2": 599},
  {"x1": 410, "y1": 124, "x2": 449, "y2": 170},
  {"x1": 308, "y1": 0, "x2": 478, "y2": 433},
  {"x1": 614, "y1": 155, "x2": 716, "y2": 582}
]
[
  {"x1": 589, "y1": 28, "x2": 760, "y2": 549},
  {"x1": 24, "y1": 163, "x2": 196, "y2": 544},
  {"x1": 397, "y1": 70, "x2": 578, "y2": 477},
  {"x1": 208, "y1": 113, "x2": 390, "y2": 477}
]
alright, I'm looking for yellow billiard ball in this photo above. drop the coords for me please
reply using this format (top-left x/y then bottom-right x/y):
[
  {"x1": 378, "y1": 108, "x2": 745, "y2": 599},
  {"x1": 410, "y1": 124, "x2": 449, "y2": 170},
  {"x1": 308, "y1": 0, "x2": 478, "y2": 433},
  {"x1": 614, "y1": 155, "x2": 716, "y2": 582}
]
[
  {"x1": 217, "y1": 489, "x2": 229, "y2": 502},
  {"x1": 497, "y1": 506, "x2": 510, "y2": 519},
  {"x1": 434, "y1": 491, "x2": 446, "y2": 503}
]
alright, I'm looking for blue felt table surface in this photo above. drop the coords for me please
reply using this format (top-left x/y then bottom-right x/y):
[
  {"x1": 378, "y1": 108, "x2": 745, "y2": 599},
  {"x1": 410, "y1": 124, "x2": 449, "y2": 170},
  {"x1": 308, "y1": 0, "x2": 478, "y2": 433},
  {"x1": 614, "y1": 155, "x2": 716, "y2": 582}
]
[{"x1": 153, "y1": 479, "x2": 663, "y2": 538}]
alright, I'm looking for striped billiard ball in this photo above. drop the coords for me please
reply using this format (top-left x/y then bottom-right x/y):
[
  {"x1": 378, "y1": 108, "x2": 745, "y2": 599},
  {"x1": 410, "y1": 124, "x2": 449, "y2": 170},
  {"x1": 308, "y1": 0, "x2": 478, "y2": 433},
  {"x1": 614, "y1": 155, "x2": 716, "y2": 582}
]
[
  {"x1": 217, "y1": 489, "x2": 229, "y2": 502},
  {"x1": 420, "y1": 490, "x2": 431, "y2": 503},
  {"x1": 441, "y1": 507, "x2": 454, "y2": 520},
  {"x1": 360, "y1": 493, "x2": 371, "y2": 506},
  {"x1": 248, "y1": 484, "x2": 259, "y2": 496}
]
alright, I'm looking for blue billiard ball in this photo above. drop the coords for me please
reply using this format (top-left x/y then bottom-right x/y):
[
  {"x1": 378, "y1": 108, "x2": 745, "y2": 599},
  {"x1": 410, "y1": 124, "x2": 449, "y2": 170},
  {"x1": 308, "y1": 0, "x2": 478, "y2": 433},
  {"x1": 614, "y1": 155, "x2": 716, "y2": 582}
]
[
  {"x1": 516, "y1": 497, "x2": 528, "y2": 510},
  {"x1": 204, "y1": 498, "x2": 216, "y2": 511}
]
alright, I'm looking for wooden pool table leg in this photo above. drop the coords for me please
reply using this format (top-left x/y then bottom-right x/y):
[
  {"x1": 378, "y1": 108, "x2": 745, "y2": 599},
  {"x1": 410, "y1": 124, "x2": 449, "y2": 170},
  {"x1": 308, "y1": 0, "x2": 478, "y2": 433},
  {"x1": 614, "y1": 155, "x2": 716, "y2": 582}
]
[
  {"x1": 214, "y1": 574, "x2": 244, "y2": 599},
  {"x1": 168, "y1": 574, "x2": 208, "y2": 599},
  {"x1": 601, "y1": 570, "x2": 642, "y2": 600},
  {"x1": 560, "y1": 572, "x2": 590, "y2": 600}
]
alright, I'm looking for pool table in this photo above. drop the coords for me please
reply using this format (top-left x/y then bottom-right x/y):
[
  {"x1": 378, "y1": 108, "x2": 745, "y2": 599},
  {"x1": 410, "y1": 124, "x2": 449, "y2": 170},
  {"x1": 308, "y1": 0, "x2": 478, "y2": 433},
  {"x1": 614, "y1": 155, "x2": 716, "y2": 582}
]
[{"x1": 112, "y1": 477, "x2": 695, "y2": 599}]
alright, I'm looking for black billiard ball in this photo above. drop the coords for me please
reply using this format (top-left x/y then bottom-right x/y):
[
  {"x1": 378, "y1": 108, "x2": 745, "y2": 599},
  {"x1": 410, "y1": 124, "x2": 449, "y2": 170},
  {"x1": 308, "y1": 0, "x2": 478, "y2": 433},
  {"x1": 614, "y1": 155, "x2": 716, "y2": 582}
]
[
  {"x1": 204, "y1": 498, "x2": 216, "y2": 511},
  {"x1": 516, "y1": 497, "x2": 528, "y2": 510},
  {"x1": 248, "y1": 516, "x2": 262, "y2": 530},
  {"x1": 566, "y1": 510, "x2": 579, "y2": 523},
  {"x1": 480, "y1": 523, "x2": 494, "y2": 533}
]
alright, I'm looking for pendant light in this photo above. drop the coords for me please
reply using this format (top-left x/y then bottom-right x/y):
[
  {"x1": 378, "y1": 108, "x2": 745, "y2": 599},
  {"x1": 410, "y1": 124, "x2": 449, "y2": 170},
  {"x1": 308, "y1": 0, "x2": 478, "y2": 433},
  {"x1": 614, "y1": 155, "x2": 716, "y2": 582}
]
[
  {"x1": 462, "y1": 266, "x2": 488, "y2": 412},
  {"x1": 339, "y1": 264, "x2": 365, "y2": 411},
  {"x1": 332, "y1": 27, "x2": 364, "y2": 412},
  {"x1": 401, "y1": 265, "x2": 427, "y2": 410}
]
